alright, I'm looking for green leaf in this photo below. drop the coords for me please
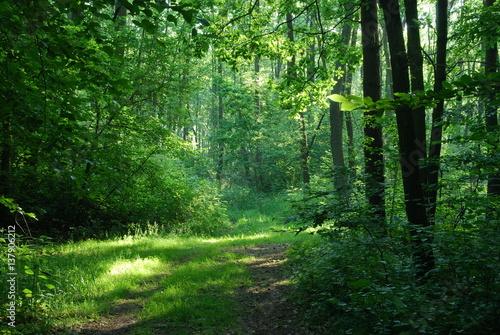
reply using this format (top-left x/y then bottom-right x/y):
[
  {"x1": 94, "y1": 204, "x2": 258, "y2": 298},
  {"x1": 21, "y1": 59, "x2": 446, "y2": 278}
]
[
  {"x1": 347, "y1": 95, "x2": 364, "y2": 104},
  {"x1": 25, "y1": 267, "x2": 34, "y2": 275},
  {"x1": 45, "y1": 284, "x2": 55, "y2": 290},
  {"x1": 23, "y1": 288, "x2": 33, "y2": 297},
  {"x1": 167, "y1": 14, "x2": 178, "y2": 25},
  {"x1": 140, "y1": 19, "x2": 157, "y2": 33},
  {"x1": 340, "y1": 101, "x2": 358, "y2": 111},
  {"x1": 197, "y1": 17, "x2": 210, "y2": 26},
  {"x1": 328, "y1": 94, "x2": 348, "y2": 103},
  {"x1": 442, "y1": 81, "x2": 453, "y2": 90},
  {"x1": 348, "y1": 279, "x2": 372, "y2": 288}
]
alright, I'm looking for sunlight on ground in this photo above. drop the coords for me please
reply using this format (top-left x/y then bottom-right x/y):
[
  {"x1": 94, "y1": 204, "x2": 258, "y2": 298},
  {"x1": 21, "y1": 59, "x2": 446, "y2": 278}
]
[
  {"x1": 201, "y1": 233, "x2": 271, "y2": 244},
  {"x1": 108, "y1": 257, "x2": 163, "y2": 276}
]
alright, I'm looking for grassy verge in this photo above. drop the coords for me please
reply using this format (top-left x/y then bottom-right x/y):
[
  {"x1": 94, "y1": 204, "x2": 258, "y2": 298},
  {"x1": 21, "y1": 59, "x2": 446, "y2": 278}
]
[{"x1": 1, "y1": 193, "x2": 315, "y2": 334}]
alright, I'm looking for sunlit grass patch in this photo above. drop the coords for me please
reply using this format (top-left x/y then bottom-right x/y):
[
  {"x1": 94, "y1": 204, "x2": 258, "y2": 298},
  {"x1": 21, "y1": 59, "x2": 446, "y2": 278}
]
[{"x1": 141, "y1": 252, "x2": 253, "y2": 334}]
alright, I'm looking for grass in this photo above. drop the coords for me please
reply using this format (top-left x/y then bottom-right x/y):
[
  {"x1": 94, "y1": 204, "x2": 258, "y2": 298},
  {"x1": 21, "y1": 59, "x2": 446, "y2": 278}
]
[{"x1": 1, "y1": 193, "x2": 316, "y2": 334}]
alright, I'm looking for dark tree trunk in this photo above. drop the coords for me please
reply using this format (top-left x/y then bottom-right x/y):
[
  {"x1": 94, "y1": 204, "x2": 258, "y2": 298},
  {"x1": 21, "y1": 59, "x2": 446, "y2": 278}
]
[
  {"x1": 380, "y1": 0, "x2": 435, "y2": 280},
  {"x1": 404, "y1": 0, "x2": 427, "y2": 191},
  {"x1": 427, "y1": 0, "x2": 448, "y2": 222},
  {"x1": 361, "y1": 0, "x2": 386, "y2": 232}
]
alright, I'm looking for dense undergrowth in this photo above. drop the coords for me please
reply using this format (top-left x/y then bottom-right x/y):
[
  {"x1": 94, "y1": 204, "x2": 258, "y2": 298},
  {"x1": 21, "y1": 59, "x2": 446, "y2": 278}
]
[{"x1": 287, "y1": 183, "x2": 500, "y2": 334}]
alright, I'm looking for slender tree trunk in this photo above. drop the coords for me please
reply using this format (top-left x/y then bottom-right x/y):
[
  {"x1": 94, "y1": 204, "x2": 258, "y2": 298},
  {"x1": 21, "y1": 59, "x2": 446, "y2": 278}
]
[
  {"x1": 404, "y1": 0, "x2": 426, "y2": 165},
  {"x1": 484, "y1": 0, "x2": 500, "y2": 215},
  {"x1": 427, "y1": 0, "x2": 448, "y2": 222},
  {"x1": 330, "y1": 22, "x2": 351, "y2": 195},
  {"x1": 216, "y1": 61, "x2": 224, "y2": 183},
  {"x1": 345, "y1": 27, "x2": 358, "y2": 170},
  {"x1": 381, "y1": 26, "x2": 393, "y2": 98},
  {"x1": 287, "y1": 12, "x2": 310, "y2": 185},
  {"x1": 361, "y1": 0, "x2": 386, "y2": 232},
  {"x1": 379, "y1": 0, "x2": 435, "y2": 280}
]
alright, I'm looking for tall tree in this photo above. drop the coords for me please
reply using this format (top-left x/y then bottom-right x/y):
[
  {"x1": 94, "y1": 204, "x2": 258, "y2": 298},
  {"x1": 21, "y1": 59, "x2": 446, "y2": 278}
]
[
  {"x1": 379, "y1": 0, "x2": 435, "y2": 279},
  {"x1": 427, "y1": 0, "x2": 449, "y2": 222},
  {"x1": 404, "y1": 0, "x2": 427, "y2": 191},
  {"x1": 361, "y1": 0, "x2": 386, "y2": 232},
  {"x1": 287, "y1": 12, "x2": 310, "y2": 185},
  {"x1": 330, "y1": 22, "x2": 351, "y2": 195}
]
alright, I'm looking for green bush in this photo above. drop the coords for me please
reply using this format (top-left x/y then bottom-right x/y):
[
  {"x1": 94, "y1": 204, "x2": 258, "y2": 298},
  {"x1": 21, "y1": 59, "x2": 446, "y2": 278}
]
[
  {"x1": 0, "y1": 235, "x2": 60, "y2": 334},
  {"x1": 288, "y1": 222, "x2": 500, "y2": 334}
]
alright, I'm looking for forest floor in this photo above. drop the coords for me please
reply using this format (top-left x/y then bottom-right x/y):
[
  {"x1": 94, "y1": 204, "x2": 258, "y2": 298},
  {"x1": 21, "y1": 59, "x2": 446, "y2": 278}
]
[{"x1": 73, "y1": 242, "x2": 316, "y2": 335}]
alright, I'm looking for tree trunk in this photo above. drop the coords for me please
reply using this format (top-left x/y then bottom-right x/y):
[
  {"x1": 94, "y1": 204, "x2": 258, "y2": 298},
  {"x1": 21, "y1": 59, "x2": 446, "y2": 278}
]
[
  {"x1": 427, "y1": 0, "x2": 448, "y2": 223},
  {"x1": 330, "y1": 22, "x2": 351, "y2": 195},
  {"x1": 361, "y1": 0, "x2": 386, "y2": 232},
  {"x1": 380, "y1": 0, "x2": 435, "y2": 280},
  {"x1": 217, "y1": 62, "x2": 224, "y2": 183},
  {"x1": 287, "y1": 12, "x2": 310, "y2": 185},
  {"x1": 404, "y1": 0, "x2": 428, "y2": 198},
  {"x1": 404, "y1": 0, "x2": 426, "y2": 161},
  {"x1": 381, "y1": 26, "x2": 393, "y2": 98},
  {"x1": 345, "y1": 26, "x2": 358, "y2": 170}
]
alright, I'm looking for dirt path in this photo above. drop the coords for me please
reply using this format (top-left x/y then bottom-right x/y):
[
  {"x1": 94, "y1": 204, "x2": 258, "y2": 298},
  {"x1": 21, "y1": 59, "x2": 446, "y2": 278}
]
[
  {"x1": 73, "y1": 243, "x2": 315, "y2": 335},
  {"x1": 231, "y1": 243, "x2": 315, "y2": 335}
]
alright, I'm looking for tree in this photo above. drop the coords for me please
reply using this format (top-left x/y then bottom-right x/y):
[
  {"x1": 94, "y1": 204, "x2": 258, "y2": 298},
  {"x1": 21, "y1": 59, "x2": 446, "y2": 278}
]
[
  {"x1": 287, "y1": 12, "x2": 311, "y2": 185},
  {"x1": 427, "y1": 0, "x2": 449, "y2": 222},
  {"x1": 361, "y1": 0, "x2": 386, "y2": 233},
  {"x1": 329, "y1": 21, "x2": 351, "y2": 195},
  {"x1": 379, "y1": 0, "x2": 435, "y2": 279}
]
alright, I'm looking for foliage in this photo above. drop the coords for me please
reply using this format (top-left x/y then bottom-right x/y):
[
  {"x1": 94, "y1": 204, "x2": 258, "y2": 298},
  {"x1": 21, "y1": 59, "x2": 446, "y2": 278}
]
[
  {"x1": 0, "y1": 235, "x2": 59, "y2": 334},
  {"x1": 289, "y1": 218, "x2": 500, "y2": 334}
]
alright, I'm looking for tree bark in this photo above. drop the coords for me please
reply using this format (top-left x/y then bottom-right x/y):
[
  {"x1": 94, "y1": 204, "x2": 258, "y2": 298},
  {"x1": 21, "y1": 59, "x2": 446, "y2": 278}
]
[
  {"x1": 404, "y1": 0, "x2": 428, "y2": 197},
  {"x1": 380, "y1": 0, "x2": 435, "y2": 280},
  {"x1": 404, "y1": 0, "x2": 426, "y2": 159},
  {"x1": 427, "y1": 0, "x2": 448, "y2": 223},
  {"x1": 361, "y1": 0, "x2": 386, "y2": 231},
  {"x1": 330, "y1": 22, "x2": 351, "y2": 194}
]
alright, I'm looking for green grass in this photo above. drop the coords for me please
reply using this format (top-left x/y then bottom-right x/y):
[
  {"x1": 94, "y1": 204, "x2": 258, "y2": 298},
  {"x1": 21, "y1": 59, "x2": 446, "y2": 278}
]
[{"x1": 1, "y1": 193, "x2": 315, "y2": 334}]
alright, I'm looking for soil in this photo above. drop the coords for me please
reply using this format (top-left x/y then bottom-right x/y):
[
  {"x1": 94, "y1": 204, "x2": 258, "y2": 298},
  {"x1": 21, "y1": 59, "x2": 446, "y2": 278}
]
[
  {"x1": 230, "y1": 243, "x2": 316, "y2": 335},
  {"x1": 70, "y1": 243, "x2": 317, "y2": 335}
]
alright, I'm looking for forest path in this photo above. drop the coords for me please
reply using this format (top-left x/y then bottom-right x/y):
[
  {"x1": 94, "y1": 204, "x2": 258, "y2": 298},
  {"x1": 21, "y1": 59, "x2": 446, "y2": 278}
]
[
  {"x1": 230, "y1": 243, "x2": 315, "y2": 335},
  {"x1": 74, "y1": 241, "x2": 315, "y2": 335}
]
